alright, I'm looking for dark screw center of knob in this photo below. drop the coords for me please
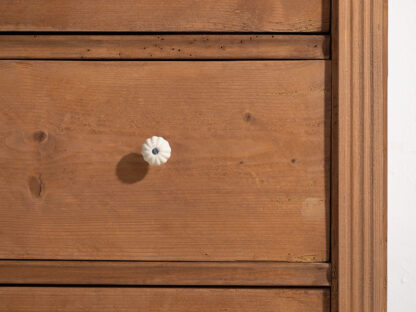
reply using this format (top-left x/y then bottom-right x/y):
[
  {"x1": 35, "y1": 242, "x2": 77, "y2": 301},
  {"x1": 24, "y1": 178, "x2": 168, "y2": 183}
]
[{"x1": 152, "y1": 148, "x2": 159, "y2": 155}]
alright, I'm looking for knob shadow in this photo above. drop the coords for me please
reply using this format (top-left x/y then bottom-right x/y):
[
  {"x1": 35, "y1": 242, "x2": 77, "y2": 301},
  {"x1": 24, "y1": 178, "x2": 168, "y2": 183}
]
[{"x1": 116, "y1": 153, "x2": 149, "y2": 184}]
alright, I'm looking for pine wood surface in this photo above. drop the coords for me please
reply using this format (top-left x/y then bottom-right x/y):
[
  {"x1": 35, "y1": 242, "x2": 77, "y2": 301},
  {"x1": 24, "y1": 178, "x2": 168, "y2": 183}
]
[
  {"x1": 0, "y1": 35, "x2": 330, "y2": 60},
  {"x1": 0, "y1": 287, "x2": 330, "y2": 312},
  {"x1": 331, "y1": 0, "x2": 387, "y2": 311},
  {"x1": 0, "y1": 0, "x2": 330, "y2": 32},
  {"x1": 0, "y1": 261, "x2": 331, "y2": 286},
  {"x1": 0, "y1": 60, "x2": 331, "y2": 261}
]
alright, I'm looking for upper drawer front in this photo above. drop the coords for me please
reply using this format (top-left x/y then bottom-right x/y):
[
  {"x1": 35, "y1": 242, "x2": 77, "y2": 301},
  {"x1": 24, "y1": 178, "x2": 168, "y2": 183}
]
[
  {"x1": 0, "y1": 60, "x2": 330, "y2": 261},
  {"x1": 0, "y1": 0, "x2": 330, "y2": 32}
]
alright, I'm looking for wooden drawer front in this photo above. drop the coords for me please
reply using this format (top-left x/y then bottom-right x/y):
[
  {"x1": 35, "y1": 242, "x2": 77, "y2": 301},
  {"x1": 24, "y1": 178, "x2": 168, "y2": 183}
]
[
  {"x1": 0, "y1": 287, "x2": 330, "y2": 312},
  {"x1": 0, "y1": 0, "x2": 330, "y2": 32},
  {"x1": 0, "y1": 61, "x2": 330, "y2": 261}
]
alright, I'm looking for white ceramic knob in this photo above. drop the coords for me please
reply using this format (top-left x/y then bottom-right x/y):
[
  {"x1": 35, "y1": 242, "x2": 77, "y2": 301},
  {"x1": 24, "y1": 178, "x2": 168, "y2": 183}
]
[{"x1": 141, "y1": 136, "x2": 171, "y2": 166}]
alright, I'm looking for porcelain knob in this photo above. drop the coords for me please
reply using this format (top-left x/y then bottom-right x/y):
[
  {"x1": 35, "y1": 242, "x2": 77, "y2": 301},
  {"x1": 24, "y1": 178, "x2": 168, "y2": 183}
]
[{"x1": 141, "y1": 136, "x2": 171, "y2": 166}]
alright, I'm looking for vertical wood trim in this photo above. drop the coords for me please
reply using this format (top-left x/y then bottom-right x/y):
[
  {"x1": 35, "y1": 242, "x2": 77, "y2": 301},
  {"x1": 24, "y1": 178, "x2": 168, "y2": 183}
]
[{"x1": 333, "y1": 0, "x2": 387, "y2": 311}]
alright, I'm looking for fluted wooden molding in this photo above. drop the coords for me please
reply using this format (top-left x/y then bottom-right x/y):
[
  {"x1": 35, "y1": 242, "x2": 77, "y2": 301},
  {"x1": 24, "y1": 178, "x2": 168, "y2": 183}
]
[{"x1": 332, "y1": 0, "x2": 387, "y2": 311}]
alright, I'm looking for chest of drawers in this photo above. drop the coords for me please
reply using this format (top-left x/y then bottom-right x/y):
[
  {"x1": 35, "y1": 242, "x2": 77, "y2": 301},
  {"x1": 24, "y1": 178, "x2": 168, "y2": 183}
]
[{"x1": 0, "y1": 1, "x2": 386, "y2": 311}]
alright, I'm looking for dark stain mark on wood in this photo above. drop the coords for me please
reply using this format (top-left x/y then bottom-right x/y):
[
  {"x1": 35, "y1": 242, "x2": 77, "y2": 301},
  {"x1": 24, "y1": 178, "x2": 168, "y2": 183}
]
[
  {"x1": 28, "y1": 175, "x2": 43, "y2": 198},
  {"x1": 32, "y1": 130, "x2": 47, "y2": 143},
  {"x1": 244, "y1": 112, "x2": 252, "y2": 122}
]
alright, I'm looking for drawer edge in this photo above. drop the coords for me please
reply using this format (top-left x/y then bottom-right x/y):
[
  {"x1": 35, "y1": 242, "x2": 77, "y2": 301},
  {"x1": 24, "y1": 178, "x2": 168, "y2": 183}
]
[{"x1": 0, "y1": 261, "x2": 331, "y2": 286}]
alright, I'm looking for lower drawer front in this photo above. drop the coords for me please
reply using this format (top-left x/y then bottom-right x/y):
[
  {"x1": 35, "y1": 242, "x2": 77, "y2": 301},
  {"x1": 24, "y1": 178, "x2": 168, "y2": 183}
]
[{"x1": 0, "y1": 287, "x2": 330, "y2": 312}]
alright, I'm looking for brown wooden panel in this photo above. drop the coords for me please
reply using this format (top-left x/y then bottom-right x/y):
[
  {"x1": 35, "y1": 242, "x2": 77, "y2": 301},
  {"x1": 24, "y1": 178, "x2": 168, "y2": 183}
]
[
  {"x1": 332, "y1": 0, "x2": 388, "y2": 311},
  {"x1": 0, "y1": 35, "x2": 330, "y2": 60},
  {"x1": 0, "y1": 61, "x2": 330, "y2": 261},
  {"x1": 0, "y1": 261, "x2": 331, "y2": 286},
  {"x1": 0, "y1": 287, "x2": 330, "y2": 312},
  {"x1": 0, "y1": 0, "x2": 330, "y2": 32}
]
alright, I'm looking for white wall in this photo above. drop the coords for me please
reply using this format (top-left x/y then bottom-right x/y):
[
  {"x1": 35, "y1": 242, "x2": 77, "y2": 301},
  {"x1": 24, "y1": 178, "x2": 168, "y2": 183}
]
[{"x1": 388, "y1": 0, "x2": 416, "y2": 310}]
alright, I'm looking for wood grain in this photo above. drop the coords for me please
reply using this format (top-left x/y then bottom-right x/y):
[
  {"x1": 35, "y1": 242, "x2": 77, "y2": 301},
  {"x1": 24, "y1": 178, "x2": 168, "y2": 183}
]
[
  {"x1": 0, "y1": 0, "x2": 330, "y2": 32},
  {"x1": 0, "y1": 61, "x2": 330, "y2": 261},
  {"x1": 0, "y1": 35, "x2": 330, "y2": 60},
  {"x1": 0, "y1": 261, "x2": 331, "y2": 286},
  {"x1": 0, "y1": 287, "x2": 330, "y2": 312},
  {"x1": 332, "y1": 0, "x2": 388, "y2": 311}
]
